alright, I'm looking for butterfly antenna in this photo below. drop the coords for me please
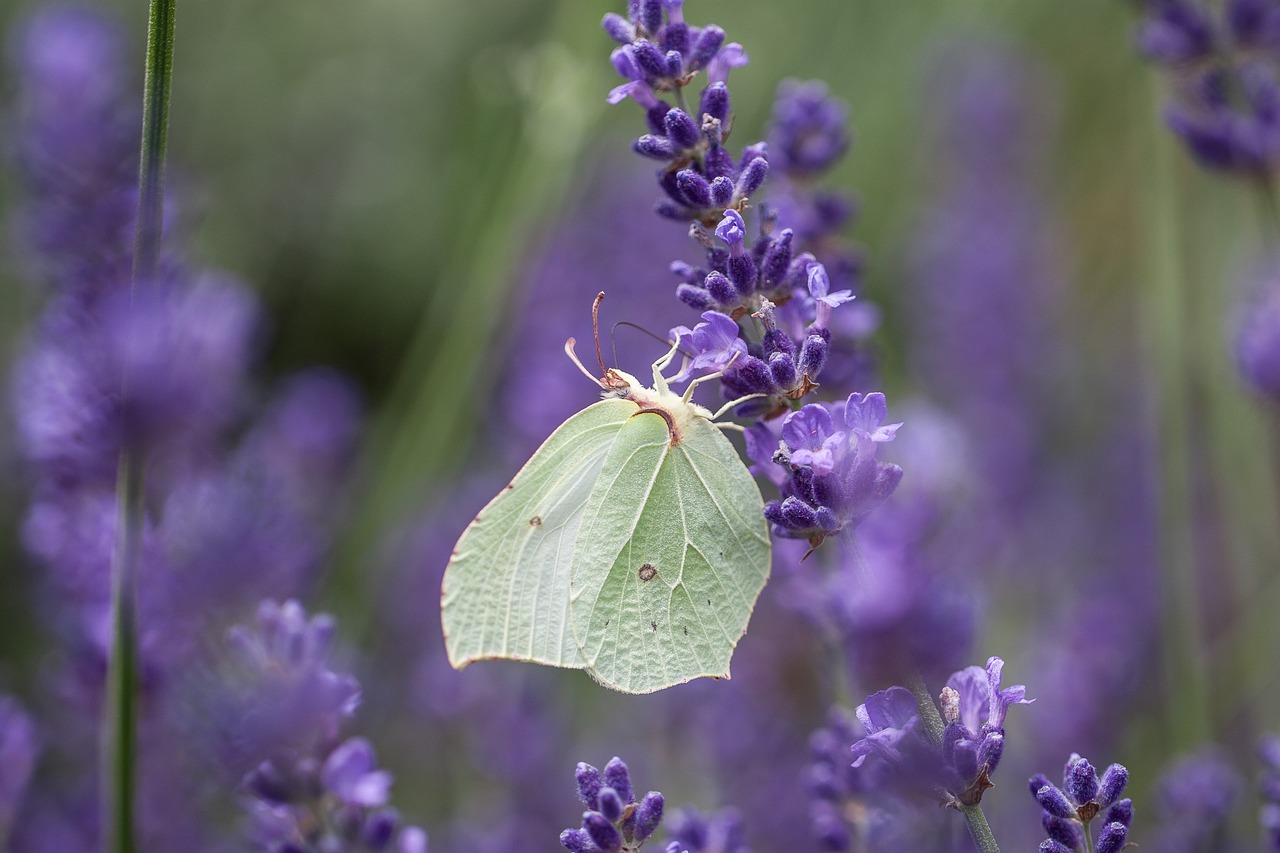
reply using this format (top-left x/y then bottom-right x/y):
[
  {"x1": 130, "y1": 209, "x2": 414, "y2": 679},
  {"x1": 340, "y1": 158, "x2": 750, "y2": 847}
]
[
  {"x1": 564, "y1": 338, "x2": 606, "y2": 388},
  {"x1": 592, "y1": 291, "x2": 608, "y2": 375}
]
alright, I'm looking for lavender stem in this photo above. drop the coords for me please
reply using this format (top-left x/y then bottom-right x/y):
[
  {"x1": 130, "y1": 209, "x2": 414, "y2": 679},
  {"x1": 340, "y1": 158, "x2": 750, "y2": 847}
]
[
  {"x1": 103, "y1": 0, "x2": 176, "y2": 850},
  {"x1": 905, "y1": 672, "x2": 1001, "y2": 853}
]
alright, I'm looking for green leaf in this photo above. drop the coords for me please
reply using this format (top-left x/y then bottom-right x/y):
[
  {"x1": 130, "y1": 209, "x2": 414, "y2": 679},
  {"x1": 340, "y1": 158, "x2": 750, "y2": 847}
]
[{"x1": 441, "y1": 375, "x2": 772, "y2": 693}]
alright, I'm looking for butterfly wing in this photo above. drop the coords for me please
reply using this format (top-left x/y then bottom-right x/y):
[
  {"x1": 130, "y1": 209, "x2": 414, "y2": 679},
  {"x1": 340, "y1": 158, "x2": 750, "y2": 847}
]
[
  {"x1": 569, "y1": 411, "x2": 772, "y2": 694},
  {"x1": 441, "y1": 398, "x2": 635, "y2": 671}
]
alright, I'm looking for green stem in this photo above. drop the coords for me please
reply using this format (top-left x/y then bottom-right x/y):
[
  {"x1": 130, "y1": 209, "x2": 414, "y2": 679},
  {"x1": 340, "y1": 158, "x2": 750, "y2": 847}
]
[
  {"x1": 103, "y1": 453, "x2": 145, "y2": 853},
  {"x1": 104, "y1": 1, "x2": 176, "y2": 851},
  {"x1": 132, "y1": 0, "x2": 177, "y2": 283},
  {"x1": 905, "y1": 673, "x2": 1001, "y2": 853}
]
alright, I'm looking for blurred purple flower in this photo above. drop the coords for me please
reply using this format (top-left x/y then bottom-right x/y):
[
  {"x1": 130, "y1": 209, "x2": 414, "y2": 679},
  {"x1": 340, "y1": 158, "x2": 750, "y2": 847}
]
[{"x1": 0, "y1": 698, "x2": 39, "y2": 844}]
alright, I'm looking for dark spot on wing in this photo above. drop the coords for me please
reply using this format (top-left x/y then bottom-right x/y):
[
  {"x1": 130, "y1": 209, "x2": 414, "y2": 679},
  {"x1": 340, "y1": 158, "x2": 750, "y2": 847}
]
[
  {"x1": 707, "y1": 599, "x2": 711, "y2": 606},
  {"x1": 504, "y1": 483, "x2": 514, "y2": 491},
  {"x1": 683, "y1": 626, "x2": 688, "y2": 636},
  {"x1": 604, "y1": 620, "x2": 609, "y2": 627},
  {"x1": 651, "y1": 620, "x2": 658, "y2": 632},
  {"x1": 638, "y1": 563, "x2": 657, "y2": 582},
  {"x1": 529, "y1": 515, "x2": 542, "y2": 527}
]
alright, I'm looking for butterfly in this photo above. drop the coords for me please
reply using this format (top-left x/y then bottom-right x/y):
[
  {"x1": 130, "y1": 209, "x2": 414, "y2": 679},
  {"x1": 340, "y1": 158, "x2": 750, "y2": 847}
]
[{"x1": 440, "y1": 295, "x2": 771, "y2": 693}]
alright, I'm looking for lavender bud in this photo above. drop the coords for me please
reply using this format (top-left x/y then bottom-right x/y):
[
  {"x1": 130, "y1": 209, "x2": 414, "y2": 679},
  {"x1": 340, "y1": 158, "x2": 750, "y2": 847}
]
[
  {"x1": 761, "y1": 229, "x2": 793, "y2": 287},
  {"x1": 655, "y1": 200, "x2": 689, "y2": 221},
  {"x1": 603, "y1": 757, "x2": 633, "y2": 804},
  {"x1": 634, "y1": 134, "x2": 675, "y2": 160},
  {"x1": 633, "y1": 792, "x2": 664, "y2": 842},
  {"x1": 1102, "y1": 798, "x2": 1132, "y2": 828},
  {"x1": 1038, "y1": 842, "x2": 1073, "y2": 853},
  {"x1": 705, "y1": 271, "x2": 737, "y2": 305},
  {"x1": 705, "y1": 148, "x2": 734, "y2": 180},
  {"x1": 951, "y1": 739, "x2": 980, "y2": 783},
  {"x1": 780, "y1": 496, "x2": 819, "y2": 529},
  {"x1": 602, "y1": 13, "x2": 636, "y2": 44},
  {"x1": 762, "y1": 328, "x2": 795, "y2": 358},
  {"x1": 735, "y1": 155, "x2": 769, "y2": 198},
  {"x1": 584, "y1": 813, "x2": 623, "y2": 852},
  {"x1": 646, "y1": 103, "x2": 672, "y2": 135},
  {"x1": 1035, "y1": 784, "x2": 1075, "y2": 819},
  {"x1": 724, "y1": 355, "x2": 773, "y2": 394},
  {"x1": 690, "y1": 25, "x2": 725, "y2": 69},
  {"x1": 1097, "y1": 763, "x2": 1128, "y2": 806},
  {"x1": 560, "y1": 828, "x2": 594, "y2": 853},
  {"x1": 596, "y1": 787, "x2": 623, "y2": 823},
  {"x1": 727, "y1": 253, "x2": 756, "y2": 294},
  {"x1": 978, "y1": 732, "x2": 1005, "y2": 773},
  {"x1": 676, "y1": 169, "x2": 712, "y2": 207},
  {"x1": 676, "y1": 283, "x2": 713, "y2": 310},
  {"x1": 1043, "y1": 814, "x2": 1084, "y2": 849},
  {"x1": 665, "y1": 50, "x2": 684, "y2": 79},
  {"x1": 633, "y1": 39, "x2": 668, "y2": 79},
  {"x1": 662, "y1": 21, "x2": 689, "y2": 54},
  {"x1": 709, "y1": 176, "x2": 735, "y2": 206},
  {"x1": 1066, "y1": 757, "x2": 1099, "y2": 805},
  {"x1": 362, "y1": 811, "x2": 398, "y2": 848},
  {"x1": 701, "y1": 81, "x2": 730, "y2": 123},
  {"x1": 769, "y1": 352, "x2": 797, "y2": 388},
  {"x1": 639, "y1": 0, "x2": 662, "y2": 34},
  {"x1": 798, "y1": 334, "x2": 828, "y2": 378},
  {"x1": 1094, "y1": 822, "x2": 1128, "y2": 853},
  {"x1": 664, "y1": 108, "x2": 701, "y2": 150},
  {"x1": 1029, "y1": 773, "x2": 1053, "y2": 796},
  {"x1": 576, "y1": 763, "x2": 603, "y2": 810}
]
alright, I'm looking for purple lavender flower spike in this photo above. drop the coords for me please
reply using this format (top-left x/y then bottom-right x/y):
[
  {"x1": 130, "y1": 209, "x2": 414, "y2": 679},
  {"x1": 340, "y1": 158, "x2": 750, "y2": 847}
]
[
  {"x1": 561, "y1": 758, "x2": 664, "y2": 851},
  {"x1": 1029, "y1": 752, "x2": 1134, "y2": 852},
  {"x1": 228, "y1": 601, "x2": 427, "y2": 853},
  {"x1": 669, "y1": 311, "x2": 747, "y2": 383}
]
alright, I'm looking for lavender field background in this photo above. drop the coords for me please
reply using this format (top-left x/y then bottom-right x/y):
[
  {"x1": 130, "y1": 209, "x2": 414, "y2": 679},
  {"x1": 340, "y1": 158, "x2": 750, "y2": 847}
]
[{"x1": 1, "y1": 1, "x2": 1279, "y2": 851}]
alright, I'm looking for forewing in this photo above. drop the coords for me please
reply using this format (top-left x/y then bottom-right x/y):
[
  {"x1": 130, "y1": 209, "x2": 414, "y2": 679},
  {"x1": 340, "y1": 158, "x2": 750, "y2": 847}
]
[
  {"x1": 441, "y1": 398, "x2": 634, "y2": 671},
  {"x1": 569, "y1": 413, "x2": 772, "y2": 693}
]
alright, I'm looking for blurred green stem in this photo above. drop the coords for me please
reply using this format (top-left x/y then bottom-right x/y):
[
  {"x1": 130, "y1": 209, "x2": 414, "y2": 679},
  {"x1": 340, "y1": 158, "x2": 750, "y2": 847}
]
[
  {"x1": 905, "y1": 673, "x2": 1001, "y2": 853},
  {"x1": 104, "y1": 0, "x2": 176, "y2": 850},
  {"x1": 1142, "y1": 76, "x2": 1212, "y2": 749}
]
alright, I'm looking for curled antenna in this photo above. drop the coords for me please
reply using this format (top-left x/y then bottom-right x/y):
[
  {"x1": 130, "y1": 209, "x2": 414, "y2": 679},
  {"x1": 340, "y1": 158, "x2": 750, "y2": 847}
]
[{"x1": 592, "y1": 291, "x2": 608, "y2": 375}]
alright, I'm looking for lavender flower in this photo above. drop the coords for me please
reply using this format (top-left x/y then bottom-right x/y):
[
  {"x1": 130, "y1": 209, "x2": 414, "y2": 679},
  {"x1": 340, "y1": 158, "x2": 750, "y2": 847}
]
[
  {"x1": 561, "y1": 758, "x2": 664, "y2": 852},
  {"x1": 232, "y1": 601, "x2": 428, "y2": 853},
  {"x1": 601, "y1": 0, "x2": 885, "y2": 423},
  {"x1": 1148, "y1": 750, "x2": 1241, "y2": 853},
  {"x1": 756, "y1": 393, "x2": 903, "y2": 549},
  {"x1": 846, "y1": 657, "x2": 1029, "y2": 808},
  {"x1": 1029, "y1": 754, "x2": 1132, "y2": 853},
  {"x1": 1135, "y1": 0, "x2": 1280, "y2": 176}
]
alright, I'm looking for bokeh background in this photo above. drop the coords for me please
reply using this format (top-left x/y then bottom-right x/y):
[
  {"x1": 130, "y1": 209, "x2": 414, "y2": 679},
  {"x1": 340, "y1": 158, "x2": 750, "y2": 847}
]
[{"x1": 1, "y1": 0, "x2": 1279, "y2": 851}]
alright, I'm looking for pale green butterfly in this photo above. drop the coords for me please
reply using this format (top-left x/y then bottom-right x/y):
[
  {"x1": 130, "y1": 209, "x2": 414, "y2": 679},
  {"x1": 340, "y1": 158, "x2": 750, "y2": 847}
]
[{"x1": 440, "y1": 296, "x2": 771, "y2": 694}]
